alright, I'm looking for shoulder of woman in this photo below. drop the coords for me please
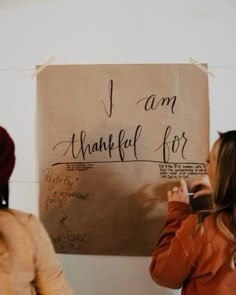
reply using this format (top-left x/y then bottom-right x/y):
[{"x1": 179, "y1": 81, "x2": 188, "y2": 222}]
[
  {"x1": 176, "y1": 214, "x2": 217, "y2": 248},
  {"x1": 171, "y1": 214, "x2": 212, "y2": 265},
  {"x1": 176, "y1": 214, "x2": 199, "y2": 236},
  {"x1": 0, "y1": 209, "x2": 39, "y2": 228},
  {"x1": 1, "y1": 210, "x2": 49, "y2": 253}
]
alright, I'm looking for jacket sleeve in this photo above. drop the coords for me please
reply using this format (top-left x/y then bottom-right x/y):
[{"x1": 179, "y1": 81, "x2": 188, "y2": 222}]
[
  {"x1": 150, "y1": 201, "x2": 199, "y2": 289},
  {"x1": 28, "y1": 215, "x2": 75, "y2": 295}
]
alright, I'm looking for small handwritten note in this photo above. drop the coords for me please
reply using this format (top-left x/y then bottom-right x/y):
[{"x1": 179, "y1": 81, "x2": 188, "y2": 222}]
[
  {"x1": 41, "y1": 167, "x2": 89, "y2": 252},
  {"x1": 159, "y1": 163, "x2": 207, "y2": 179}
]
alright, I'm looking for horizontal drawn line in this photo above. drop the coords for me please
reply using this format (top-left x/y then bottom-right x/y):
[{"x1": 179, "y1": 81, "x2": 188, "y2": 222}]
[
  {"x1": 0, "y1": 67, "x2": 236, "y2": 71},
  {"x1": 0, "y1": 68, "x2": 33, "y2": 71},
  {"x1": 9, "y1": 181, "x2": 39, "y2": 183},
  {"x1": 209, "y1": 66, "x2": 236, "y2": 68},
  {"x1": 52, "y1": 160, "x2": 206, "y2": 166}
]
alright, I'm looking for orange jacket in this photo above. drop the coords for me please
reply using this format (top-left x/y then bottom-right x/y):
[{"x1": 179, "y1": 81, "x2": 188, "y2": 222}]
[{"x1": 150, "y1": 202, "x2": 236, "y2": 295}]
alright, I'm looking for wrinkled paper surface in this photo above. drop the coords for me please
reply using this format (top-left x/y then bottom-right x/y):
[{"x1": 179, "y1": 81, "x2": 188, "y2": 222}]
[{"x1": 37, "y1": 64, "x2": 209, "y2": 255}]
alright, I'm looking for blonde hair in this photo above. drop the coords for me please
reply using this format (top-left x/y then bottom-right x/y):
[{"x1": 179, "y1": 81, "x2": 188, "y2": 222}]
[
  {"x1": 215, "y1": 214, "x2": 236, "y2": 269},
  {"x1": 196, "y1": 131, "x2": 236, "y2": 270}
]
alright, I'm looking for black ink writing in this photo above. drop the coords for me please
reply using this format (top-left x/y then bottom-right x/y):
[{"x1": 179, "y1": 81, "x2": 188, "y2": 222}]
[
  {"x1": 137, "y1": 94, "x2": 177, "y2": 114},
  {"x1": 45, "y1": 191, "x2": 89, "y2": 211},
  {"x1": 61, "y1": 242, "x2": 82, "y2": 250},
  {"x1": 59, "y1": 215, "x2": 68, "y2": 225},
  {"x1": 60, "y1": 191, "x2": 88, "y2": 200},
  {"x1": 155, "y1": 126, "x2": 188, "y2": 163},
  {"x1": 51, "y1": 231, "x2": 87, "y2": 250},
  {"x1": 43, "y1": 168, "x2": 79, "y2": 190},
  {"x1": 53, "y1": 125, "x2": 142, "y2": 162},
  {"x1": 159, "y1": 163, "x2": 207, "y2": 179},
  {"x1": 101, "y1": 80, "x2": 114, "y2": 118},
  {"x1": 67, "y1": 163, "x2": 94, "y2": 172}
]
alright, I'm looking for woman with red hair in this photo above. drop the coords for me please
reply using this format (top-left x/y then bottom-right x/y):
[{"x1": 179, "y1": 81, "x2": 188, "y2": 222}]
[
  {"x1": 0, "y1": 126, "x2": 74, "y2": 294},
  {"x1": 150, "y1": 131, "x2": 236, "y2": 295}
]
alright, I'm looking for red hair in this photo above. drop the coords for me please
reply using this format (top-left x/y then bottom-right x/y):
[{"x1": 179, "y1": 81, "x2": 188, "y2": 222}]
[{"x1": 0, "y1": 126, "x2": 15, "y2": 185}]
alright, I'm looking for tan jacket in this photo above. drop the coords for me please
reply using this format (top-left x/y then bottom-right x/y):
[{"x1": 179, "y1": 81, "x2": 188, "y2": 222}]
[
  {"x1": 150, "y1": 202, "x2": 236, "y2": 295},
  {"x1": 0, "y1": 209, "x2": 75, "y2": 294}
]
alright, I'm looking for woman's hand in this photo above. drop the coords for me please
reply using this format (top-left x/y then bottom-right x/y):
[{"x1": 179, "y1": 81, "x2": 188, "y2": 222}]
[
  {"x1": 167, "y1": 179, "x2": 189, "y2": 204},
  {"x1": 188, "y1": 175, "x2": 212, "y2": 198}
]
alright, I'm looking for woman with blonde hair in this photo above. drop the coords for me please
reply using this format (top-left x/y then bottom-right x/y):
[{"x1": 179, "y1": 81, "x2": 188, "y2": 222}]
[
  {"x1": 150, "y1": 130, "x2": 236, "y2": 295},
  {"x1": 0, "y1": 126, "x2": 75, "y2": 294}
]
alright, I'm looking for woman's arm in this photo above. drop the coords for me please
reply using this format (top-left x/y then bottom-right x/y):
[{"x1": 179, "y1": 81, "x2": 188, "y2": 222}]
[
  {"x1": 150, "y1": 201, "x2": 193, "y2": 289},
  {"x1": 150, "y1": 179, "x2": 200, "y2": 289}
]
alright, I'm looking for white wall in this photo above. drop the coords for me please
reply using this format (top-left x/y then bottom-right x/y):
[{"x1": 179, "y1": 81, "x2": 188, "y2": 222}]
[{"x1": 0, "y1": 1, "x2": 235, "y2": 294}]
